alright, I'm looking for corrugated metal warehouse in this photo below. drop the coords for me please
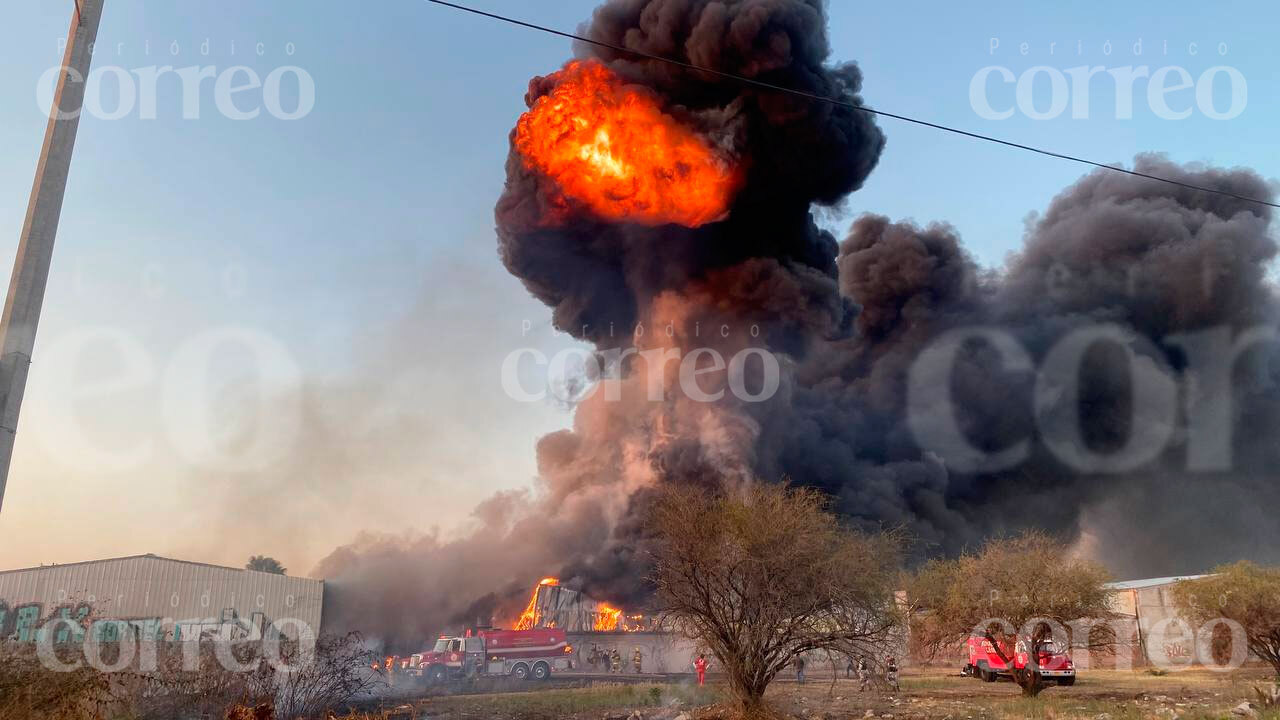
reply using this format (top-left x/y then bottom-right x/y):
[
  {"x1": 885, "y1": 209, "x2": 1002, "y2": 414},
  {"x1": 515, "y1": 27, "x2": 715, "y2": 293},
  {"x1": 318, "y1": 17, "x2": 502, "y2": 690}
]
[{"x1": 0, "y1": 554, "x2": 323, "y2": 644}]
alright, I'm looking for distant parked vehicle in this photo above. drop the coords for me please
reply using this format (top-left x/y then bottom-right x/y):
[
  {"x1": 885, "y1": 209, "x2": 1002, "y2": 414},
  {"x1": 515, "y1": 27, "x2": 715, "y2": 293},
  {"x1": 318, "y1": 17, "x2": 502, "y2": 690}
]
[{"x1": 964, "y1": 635, "x2": 1075, "y2": 686}]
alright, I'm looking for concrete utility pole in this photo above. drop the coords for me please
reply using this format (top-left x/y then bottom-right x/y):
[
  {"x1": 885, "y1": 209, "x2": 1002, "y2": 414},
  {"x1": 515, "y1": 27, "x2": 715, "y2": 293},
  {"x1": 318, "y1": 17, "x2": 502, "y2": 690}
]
[{"x1": 0, "y1": 0, "x2": 105, "y2": 513}]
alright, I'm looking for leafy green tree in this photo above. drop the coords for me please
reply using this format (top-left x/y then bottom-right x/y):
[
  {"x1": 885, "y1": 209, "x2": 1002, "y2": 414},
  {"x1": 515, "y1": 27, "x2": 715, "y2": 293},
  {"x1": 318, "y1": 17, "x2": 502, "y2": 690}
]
[
  {"x1": 246, "y1": 556, "x2": 286, "y2": 575},
  {"x1": 1173, "y1": 561, "x2": 1280, "y2": 679}
]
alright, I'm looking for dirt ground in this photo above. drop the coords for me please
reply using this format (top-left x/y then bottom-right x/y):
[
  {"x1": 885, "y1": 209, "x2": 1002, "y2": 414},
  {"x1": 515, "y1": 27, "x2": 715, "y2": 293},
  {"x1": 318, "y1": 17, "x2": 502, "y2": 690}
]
[
  {"x1": 362, "y1": 667, "x2": 1280, "y2": 720},
  {"x1": 752, "y1": 667, "x2": 1280, "y2": 720}
]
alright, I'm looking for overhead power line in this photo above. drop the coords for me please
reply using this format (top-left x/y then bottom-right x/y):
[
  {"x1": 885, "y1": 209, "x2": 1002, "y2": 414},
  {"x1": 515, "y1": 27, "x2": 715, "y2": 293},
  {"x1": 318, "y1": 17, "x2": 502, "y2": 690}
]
[{"x1": 423, "y1": 0, "x2": 1279, "y2": 211}]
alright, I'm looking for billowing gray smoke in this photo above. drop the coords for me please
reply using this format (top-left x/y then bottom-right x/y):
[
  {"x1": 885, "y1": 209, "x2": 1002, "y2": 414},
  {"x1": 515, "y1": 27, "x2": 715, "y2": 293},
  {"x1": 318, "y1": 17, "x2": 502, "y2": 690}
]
[
  {"x1": 316, "y1": 0, "x2": 1279, "y2": 651},
  {"x1": 779, "y1": 162, "x2": 1279, "y2": 578}
]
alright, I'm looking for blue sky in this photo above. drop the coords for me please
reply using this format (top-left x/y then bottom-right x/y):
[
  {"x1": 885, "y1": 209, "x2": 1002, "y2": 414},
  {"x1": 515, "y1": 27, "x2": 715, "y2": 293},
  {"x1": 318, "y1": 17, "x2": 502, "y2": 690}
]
[{"x1": 0, "y1": 0, "x2": 1275, "y2": 571}]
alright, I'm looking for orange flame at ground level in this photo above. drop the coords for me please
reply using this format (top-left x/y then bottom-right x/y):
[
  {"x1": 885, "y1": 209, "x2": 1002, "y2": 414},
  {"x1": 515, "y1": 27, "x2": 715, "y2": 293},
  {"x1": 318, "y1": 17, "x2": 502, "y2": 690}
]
[{"x1": 514, "y1": 60, "x2": 739, "y2": 228}]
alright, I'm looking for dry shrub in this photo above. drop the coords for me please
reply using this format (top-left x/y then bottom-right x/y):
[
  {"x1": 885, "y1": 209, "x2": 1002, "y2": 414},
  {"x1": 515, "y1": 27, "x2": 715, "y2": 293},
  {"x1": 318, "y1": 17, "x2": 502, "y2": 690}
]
[
  {"x1": 226, "y1": 701, "x2": 276, "y2": 720},
  {"x1": 2, "y1": 632, "x2": 382, "y2": 720},
  {"x1": 123, "y1": 632, "x2": 383, "y2": 719},
  {"x1": 650, "y1": 483, "x2": 905, "y2": 718},
  {"x1": 0, "y1": 641, "x2": 114, "y2": 720}
]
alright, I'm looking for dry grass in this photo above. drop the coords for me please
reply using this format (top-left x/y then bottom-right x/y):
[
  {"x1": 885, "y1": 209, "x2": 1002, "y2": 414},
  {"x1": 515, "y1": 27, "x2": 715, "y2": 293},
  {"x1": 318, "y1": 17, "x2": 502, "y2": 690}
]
[
  {"x1": 418, "y1": 682, "x2": 720, "y2": 719},
  {"x1": 395, "y1": 670, "x2": 1280, "y2": 719},
  {"x1": 0, "y1": 634, "x2": 381, "y2": 720},
  {"x1": 8, "y1": 641, "x2": 1278, "y2": 720},
  {"x1": 757, "y1": 667, "x2": 1280, "y2": 720},
  {"x1": 0, "y1": 642, "x2": 114, "y2": 720}
]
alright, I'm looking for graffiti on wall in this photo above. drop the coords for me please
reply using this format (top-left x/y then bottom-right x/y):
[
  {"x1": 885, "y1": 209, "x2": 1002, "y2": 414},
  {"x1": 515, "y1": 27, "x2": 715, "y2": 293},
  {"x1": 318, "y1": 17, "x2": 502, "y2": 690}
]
[{"x1": 0, "y1": 599, "x2": 275, "y2": 644}]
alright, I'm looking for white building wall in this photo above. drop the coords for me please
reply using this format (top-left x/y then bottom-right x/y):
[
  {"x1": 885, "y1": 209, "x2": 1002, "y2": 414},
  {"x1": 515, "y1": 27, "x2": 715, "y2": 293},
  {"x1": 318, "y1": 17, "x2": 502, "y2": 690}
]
[
  {"x1": 0, "y1": 554, "x2": 322, "y2": 644},
  {"x1": 567, "y1": 631, "x2": 701, "y2": 674}
]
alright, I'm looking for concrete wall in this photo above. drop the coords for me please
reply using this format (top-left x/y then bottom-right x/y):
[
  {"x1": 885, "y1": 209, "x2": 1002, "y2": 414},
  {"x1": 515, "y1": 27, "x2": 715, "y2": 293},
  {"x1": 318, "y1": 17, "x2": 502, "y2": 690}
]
[
  {"x1": 567, "y1": 631, "x2": 701, "y2": 674},
  {"x1": 1103, "y1": 579, "x2": 1203, "y2": 669},
  {"x1": 0, "y1": 554, "x2": 322, "y2": 644},
  {"x1": 1131, "y1": 584, "x2": 1199, "y2": 667}
]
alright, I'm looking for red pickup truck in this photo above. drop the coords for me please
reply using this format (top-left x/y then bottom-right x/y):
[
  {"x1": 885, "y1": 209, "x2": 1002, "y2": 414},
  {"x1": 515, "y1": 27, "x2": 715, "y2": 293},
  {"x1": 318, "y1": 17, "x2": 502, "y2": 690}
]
[{"x1": 964, "y1": 635, "x2": 1076, "y2": 686}]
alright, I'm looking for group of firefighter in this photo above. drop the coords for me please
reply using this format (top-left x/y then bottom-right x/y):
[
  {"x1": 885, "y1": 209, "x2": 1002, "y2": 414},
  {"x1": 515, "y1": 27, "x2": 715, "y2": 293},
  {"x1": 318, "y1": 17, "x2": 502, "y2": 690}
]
[
  {"x1": 585, "y1": 644, "x2": 644, "y2": 674},
  {"x1": 689, "y1": 653, "x2": 898, "y2": 690},
  {"x1": 843, "y1": 654, "x2": 900, "y2": 692},
  {"x1": 790, "y1": 654, "x2": 900, "y2": 691},
  {"x1": 580, "y1": 645, "x2": 900, "y2": 689}
]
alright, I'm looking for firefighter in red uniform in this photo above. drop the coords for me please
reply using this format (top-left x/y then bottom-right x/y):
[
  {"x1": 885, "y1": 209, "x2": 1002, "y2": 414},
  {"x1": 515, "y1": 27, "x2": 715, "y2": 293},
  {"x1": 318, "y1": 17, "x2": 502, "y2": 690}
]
[{"x1": 694, "y1": 654, "x2": 708, "y2": 686}]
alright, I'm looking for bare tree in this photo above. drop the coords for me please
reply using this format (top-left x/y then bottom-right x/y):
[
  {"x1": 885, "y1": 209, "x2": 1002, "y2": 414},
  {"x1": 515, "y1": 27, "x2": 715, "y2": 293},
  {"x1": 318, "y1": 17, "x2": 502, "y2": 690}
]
[
  {"x1": 906, "y1": 532, "x2": 1114, "y2": 697},
  {"x1": 246, "y1": 556, "x2": 287, "y2": 575},
  {"x1": 1173, "y1": 561, "x2": 1280, "y2": 679},
  {"x1": 649, "y1": 483, "x2": 904, "y2": 717},
  {"x1": 260, "y1": 632, "x2": 383, "y2": 718}
]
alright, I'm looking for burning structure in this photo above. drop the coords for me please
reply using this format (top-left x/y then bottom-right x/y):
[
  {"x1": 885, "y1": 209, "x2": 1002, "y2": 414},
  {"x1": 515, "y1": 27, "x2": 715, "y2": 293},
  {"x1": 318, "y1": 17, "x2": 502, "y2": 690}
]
[
  {"x1": 514, "y1": 577, "x2": 633, "y2": 633},
  {"x1": 316, "y1": 0, "x2": 1280, "y2": 654}
]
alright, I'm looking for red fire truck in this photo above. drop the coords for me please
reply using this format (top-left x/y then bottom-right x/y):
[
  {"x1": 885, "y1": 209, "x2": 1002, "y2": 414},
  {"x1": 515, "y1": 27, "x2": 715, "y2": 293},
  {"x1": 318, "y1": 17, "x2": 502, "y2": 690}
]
[
  {"x1": 411, "y1": 628, "x2": 572, "y2": 682},
  {"x1": 964, "y1": 634, "x2": 1076, "y2": 685}
]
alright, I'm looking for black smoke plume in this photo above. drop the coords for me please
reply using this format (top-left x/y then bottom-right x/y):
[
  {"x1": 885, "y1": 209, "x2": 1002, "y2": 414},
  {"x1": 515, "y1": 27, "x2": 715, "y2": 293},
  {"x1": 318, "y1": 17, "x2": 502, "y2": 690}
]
[{"x1": 315, "y1": 0, "x2": 1279, "y2": 651}]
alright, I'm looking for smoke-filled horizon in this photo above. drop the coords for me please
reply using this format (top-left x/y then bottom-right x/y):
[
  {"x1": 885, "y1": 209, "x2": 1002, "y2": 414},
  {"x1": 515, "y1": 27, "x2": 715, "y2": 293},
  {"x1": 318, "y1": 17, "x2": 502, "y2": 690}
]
[{"x1": 315, "y1": 0, "x2": 1280, "y2": 653}]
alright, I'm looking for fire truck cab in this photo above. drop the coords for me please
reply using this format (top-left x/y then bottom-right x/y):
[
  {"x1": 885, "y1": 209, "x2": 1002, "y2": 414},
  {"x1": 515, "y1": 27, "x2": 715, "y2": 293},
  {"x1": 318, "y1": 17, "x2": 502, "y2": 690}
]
[
  {"x1": 964, "y1": 635, "x2": 1076, "y2": 686},
  {"x1": 415, "y1": 628, "x2": 571, "y2": 682}
]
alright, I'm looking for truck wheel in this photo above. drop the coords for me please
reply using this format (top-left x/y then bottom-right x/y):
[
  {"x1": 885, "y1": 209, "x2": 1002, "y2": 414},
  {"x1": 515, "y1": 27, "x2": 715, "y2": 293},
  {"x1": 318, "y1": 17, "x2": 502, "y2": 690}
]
[
  {"x1": 511, "y1": 663, "x2": 530, "y2": 680},
  {"x1": 979, "y1": 664, "x2": 996, "y2": 683},
  {"x1": 532, "y1": 662, "x2": 550, "y2": 680}
]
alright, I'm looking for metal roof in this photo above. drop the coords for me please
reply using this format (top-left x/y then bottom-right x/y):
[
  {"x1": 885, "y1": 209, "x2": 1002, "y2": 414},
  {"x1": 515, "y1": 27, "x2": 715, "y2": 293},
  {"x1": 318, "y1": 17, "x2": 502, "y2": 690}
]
[
  {"x1": 0, "y1": 553, "x2": 283, "y2": 576},
  {"x1": 1104, "y1": 574, "x2": 1210, "y2": 590},
  {"x1": 0, "y1": 553, "x2": 323, "y2": 640}
]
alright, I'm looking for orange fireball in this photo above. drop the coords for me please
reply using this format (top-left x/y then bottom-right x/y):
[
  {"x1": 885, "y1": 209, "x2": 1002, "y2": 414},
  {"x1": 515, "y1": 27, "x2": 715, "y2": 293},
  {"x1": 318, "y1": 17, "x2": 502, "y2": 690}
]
[{"x1": 514, "y1": 60, "x2": 739, "y2": 228}]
